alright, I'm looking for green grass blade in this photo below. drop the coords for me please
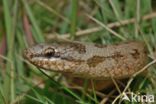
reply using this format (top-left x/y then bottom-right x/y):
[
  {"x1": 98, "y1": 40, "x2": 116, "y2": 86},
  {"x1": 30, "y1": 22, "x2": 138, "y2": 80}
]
[
  {"x1": 70, "y1": 0, "x2": 78, "y2": 39},
  {"x1": 22, "y1": 0, "x2": 44, "y2": 43}
]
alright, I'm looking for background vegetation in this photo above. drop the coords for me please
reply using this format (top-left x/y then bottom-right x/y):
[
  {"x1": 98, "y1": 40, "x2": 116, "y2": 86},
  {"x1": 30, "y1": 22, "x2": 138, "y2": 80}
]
[{"x1": 0, "y1": 0, "x2": 156, "y2": 104}]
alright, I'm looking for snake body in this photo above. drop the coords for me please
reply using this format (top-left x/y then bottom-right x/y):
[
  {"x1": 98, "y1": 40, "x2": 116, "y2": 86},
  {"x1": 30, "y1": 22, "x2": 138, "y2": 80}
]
[{"x1": 23, "y1": 41, "x2": 147, "y2": 80}]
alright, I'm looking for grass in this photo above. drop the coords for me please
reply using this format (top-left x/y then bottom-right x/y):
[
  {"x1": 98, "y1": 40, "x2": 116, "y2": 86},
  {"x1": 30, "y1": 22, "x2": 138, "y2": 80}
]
[{"x1": 0, "y1": 0, "x2": 156, "y2": 104}]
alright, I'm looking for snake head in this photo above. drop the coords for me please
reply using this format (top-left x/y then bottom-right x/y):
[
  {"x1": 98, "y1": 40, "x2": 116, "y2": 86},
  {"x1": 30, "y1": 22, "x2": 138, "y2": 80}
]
[{"x1": 23, "y1": 42, "x2": 85, "y2": 73}]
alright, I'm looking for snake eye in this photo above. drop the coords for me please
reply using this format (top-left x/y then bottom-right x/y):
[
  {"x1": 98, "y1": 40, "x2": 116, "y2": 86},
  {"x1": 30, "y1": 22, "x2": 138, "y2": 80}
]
[{"x1": 44, "y1": 47, "x2": 55, "y2": 58}]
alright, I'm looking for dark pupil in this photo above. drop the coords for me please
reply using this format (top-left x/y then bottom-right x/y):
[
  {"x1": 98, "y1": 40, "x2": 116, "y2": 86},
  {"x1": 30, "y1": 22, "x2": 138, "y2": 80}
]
[
  {"x1": 45, "y1": 52, "x2": 54, "y2": 58},
  {"x1": 44, "y1": 49, "x2": 55, "y2": 58}
]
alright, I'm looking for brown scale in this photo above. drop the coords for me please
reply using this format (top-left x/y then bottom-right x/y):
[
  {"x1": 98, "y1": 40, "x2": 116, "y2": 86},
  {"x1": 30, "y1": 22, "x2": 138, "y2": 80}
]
[{"x1": 87, "y1": 56, "x2": 106, "y2": 68}]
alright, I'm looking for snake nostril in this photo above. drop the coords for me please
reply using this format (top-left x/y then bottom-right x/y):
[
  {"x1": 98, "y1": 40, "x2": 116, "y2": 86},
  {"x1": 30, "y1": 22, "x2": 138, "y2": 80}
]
[{"x1": 23, "y1": 49, "x2": 33, "y2": 59}]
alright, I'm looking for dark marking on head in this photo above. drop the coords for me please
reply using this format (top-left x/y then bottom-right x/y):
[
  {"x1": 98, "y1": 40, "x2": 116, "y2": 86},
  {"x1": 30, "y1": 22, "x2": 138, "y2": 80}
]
[
  {"x1": 70, "y1": 43, "x2": 86, "y2": 54},
  {"x1": 87, "y1": 56, "x2": 105, "y2": 68},
  {"x1": 130, "y1": 49, "x2": 140, "y2": 59}
]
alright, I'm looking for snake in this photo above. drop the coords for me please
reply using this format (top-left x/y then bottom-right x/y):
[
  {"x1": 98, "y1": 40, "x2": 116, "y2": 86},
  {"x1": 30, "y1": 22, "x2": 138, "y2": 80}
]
[{"x1": 23, "y1": 40, "x2": 148, "y2": 80}]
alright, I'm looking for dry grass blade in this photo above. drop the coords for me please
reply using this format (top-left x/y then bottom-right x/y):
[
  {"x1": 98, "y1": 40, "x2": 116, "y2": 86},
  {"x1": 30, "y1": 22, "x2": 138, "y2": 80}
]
[{"x1": 46, "y1": 12, "x2": 156, "y2": 39}]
